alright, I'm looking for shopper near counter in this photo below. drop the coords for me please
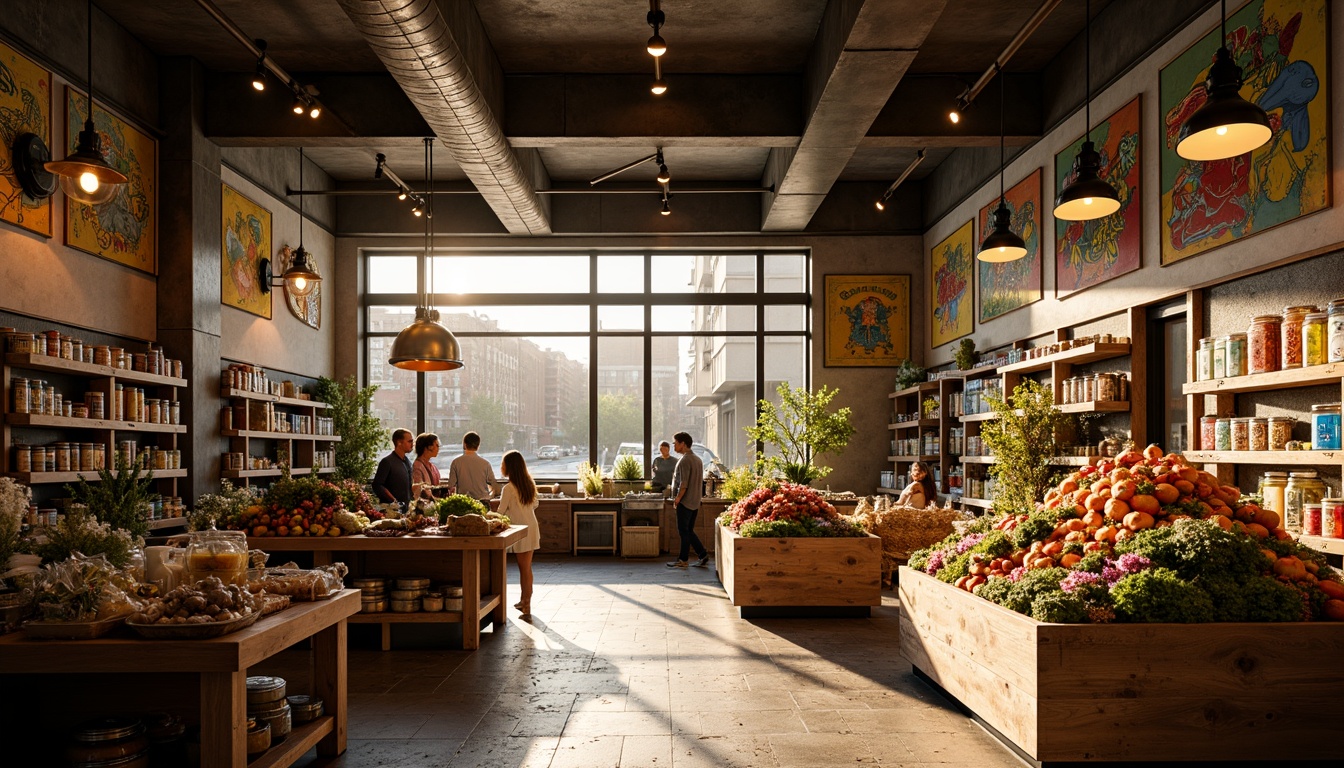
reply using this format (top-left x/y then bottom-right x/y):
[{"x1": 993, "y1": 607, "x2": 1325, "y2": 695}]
[
  {"x1": 447, "y1": 431, "x2": 497, "y2": 503},
  {"x1": 412, "y1": 433, "x2": 442, "y2": 500},
  {"x1": 499, "y1": 450, "x2": 540, "y2": 616},
  {"x1": 667, "y1": 432, "x2": 710, "y2": 569},
  {"x1": 650, "y1": 440, "x2": 677, "y2": 490},
  {"x1": 897, "y1": 460, "x2": 937, "y2": 509},
  {"x1": 372, "y1": 429, "x2": 414, "y2": 508}
]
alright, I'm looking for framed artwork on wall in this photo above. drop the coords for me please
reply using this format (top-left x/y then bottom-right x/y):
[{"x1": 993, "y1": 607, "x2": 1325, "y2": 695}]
[
  {"x1": 63, "y1": 86, "x2": 157, "y2": 273},
  {"x1": 0, "y1": 41, "x2": 53, "y2": 237},
  {"x1": 822, "y1": 274, "x2": 910, "y2": 367},
  {"x1": 1054, "y1": 96, "x2": 1142, "y2": 297},
  {"x1": 930, "y1": 219, "x2": 974, "y2": 349},
  {"x1": 221, "y1": 183, "x2": 272, "y2": 319},
  {"x1": 976, "y1": 168, "x2": 1043, "y2": 323},
  {"x1": 1159, "y1": 0, "x2": 1330, "y2": 266},
  {"x1": 279, "y1": 244, "x2": 321, "y2": 329}
]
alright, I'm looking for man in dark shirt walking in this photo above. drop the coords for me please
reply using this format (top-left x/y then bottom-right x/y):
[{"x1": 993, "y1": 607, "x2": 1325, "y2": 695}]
[
  {"x1": 666, "y1": 431, "x2": 710, "y2": 568},
  {"x1": 372, "y1": 428, "x2": 414, "y2": 508}
]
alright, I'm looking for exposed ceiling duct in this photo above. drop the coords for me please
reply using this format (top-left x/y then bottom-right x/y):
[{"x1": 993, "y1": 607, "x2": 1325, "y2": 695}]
[{"x1": 335, "y1": 0, "x2": 551, "y2": 235}]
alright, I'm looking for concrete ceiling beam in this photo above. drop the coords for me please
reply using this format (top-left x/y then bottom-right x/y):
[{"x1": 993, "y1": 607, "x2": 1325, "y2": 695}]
[{"x1": 760, "y1": 0, "x2": 949, "y2": 232}]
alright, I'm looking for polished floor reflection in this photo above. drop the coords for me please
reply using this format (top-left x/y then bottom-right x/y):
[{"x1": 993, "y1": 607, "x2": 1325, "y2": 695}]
[{"x1": 274, "y1": 556, "x2": 1023, "y2": 767}]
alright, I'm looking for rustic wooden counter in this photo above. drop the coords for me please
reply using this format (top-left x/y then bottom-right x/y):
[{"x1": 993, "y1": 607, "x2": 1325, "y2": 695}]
[
  {"x1": 249, "y1": 527, "x2": 527, "y2": 650},
  {"x1": 0, "y1": 590, "x2": 360, "y2": 768}
]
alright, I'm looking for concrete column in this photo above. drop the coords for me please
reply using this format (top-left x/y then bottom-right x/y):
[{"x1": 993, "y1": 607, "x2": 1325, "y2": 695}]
[{"x1": 157, "y1": 57, "x2": 223, "y2": 503}]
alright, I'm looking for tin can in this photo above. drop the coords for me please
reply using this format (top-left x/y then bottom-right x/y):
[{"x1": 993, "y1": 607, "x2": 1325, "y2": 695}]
[
  {"x1": 1215, "y1": 418, "x2": 1232, "y2": 451},
  {"x1": 54, "y1": 443, "x2": 71, "y2": 472},
  {"x1": 1311, "y1": 403, "x2": 1341, "y2": 450},
  {"x1": 81, "y1": 443, "x2": 98, "y2": 471},
  {"x1": 1212, "y1": 335, "x2": 1226, "y2": 378},
  {"x1": 13, "y1": 445, "x2": 31, "y2": 473},
  {"x1": 171, "y1": 401, "x2": 180, "y2": 424},
  {"x1": 29, "y1": 380, "x2": 44, "y2": 414},
  {"x1": 44, "y1": 330, "x2": 59, "y2": 356},
  {"x1": 1260, "y1": 472, "x2": 1288, "y2": 522},
  {"x1": 1304, "y1": 503, "x2": 1323, "y2": 536},
  {"x1": 1325, "y1": 499, "x2": 1344, "y2": 540},
  {"x1": 1200, "y1": 415, "x2": 1218, "y2": 450},
  {"x1": 12, "y1": 378, "x2": 29, "y2": 414},
  {"x1": 93, "y1": 345, "x2": 111, "y2": 366},
  {"x1": 45, "y1": 386, "x2": 56, "y2": 416},
  {"x1": 87, "y1": 391, "x2": 105, "y2": 420},
  {"x1": 146, "y1": 399, "x2": 160, "y2": 424}
]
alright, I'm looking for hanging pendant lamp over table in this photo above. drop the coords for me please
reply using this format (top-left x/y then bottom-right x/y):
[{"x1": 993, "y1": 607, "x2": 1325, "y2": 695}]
[
  {"x1": 45, "y1": 0, "x2": 129, "y2": 206},
  {"x1": 281, "y1": 147, "x2": 322, "y2": 297},
  {"x1": 978, "y1": 70, "x2": 1027, "y2": 263},
  {"x1": 1175, "y1": 0, "x2": 1272, "y2": 161},
  {"x1": 389, "y1": 137, "x2": 463, "y2": 372},
  {"x1": 1053, "y1": 0, "x2": 1120, "y2": 222}
]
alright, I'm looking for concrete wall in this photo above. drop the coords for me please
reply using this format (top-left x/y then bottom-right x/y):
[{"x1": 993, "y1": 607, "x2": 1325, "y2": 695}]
[
  {"x1": 923, "y1": 2, "x2": 1344, "y2": 365},
  {"x1": 335, "y1": 233, "x2": 924, "y2": 494}
]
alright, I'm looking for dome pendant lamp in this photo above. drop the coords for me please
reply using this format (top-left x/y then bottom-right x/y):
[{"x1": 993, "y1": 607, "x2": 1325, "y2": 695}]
[
  {"x1": 281, "y1": 147, "x2": 322, "y2": 297},
  {"x1": 1175, "y1": 0, "x2": 1272, "y2": 161},
  {"x1": 1053, "y1": 0, "x2": 1121, "y2": 222},
  {"x1": 45, "y1": 0, "x2": 129, "y2": 206},
  {"x1": 978, "y1": 71, "x2": 1027, "y2": 263},
  {"x1": 389, "y1": 137, "x2": 463, "y2": 372}
]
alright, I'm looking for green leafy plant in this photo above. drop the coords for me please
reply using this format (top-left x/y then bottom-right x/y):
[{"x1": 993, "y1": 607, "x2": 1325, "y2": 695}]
[
  {"x1": 614, "y1": 455, "x2": 643, "y2": 481},
  {"x1": 920, "y1": 396, "x2": 940, "y2": 418},
  {"x1": 954, "y1": 337, "x2": 977, "y2": 370},
  {"x1": 316, "y1": 375, "x2": 387, "y2": 482},
  {"x1": 36, "y1": 507, "x2": 137, "y2": 567},
  {"x1": 893, "y1": 359, "x2": 925, "y2": 390},
  {"x1": 980, "y1": 380, "x2": 1070, "y2": 516},
  {"x1": 577, "y1": 462, "x2": 605, "y2": 497},
  {"x1": 745, "y1": 384, "x2": 855, "y2": 483},
  {"x1": 719, "y1": 464, "x2": 776, "y2": 503},
  {"x1": 190, "y1": 479, "x2": 259, "y2": 532},
  {"x1": 435, "y1": 494, "x2": 488, "y2": 522},
  {"x1": 65, "y1": 453, "x2": 154, "y2": 540}
]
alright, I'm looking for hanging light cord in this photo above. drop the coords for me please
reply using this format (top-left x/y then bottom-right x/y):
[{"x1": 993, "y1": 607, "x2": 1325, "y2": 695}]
[
  {"x1": 998, "y1": 67, "x2": 1006, "y2": 203},
  {"x1": 298, "y1": 146, "x2": 305, "y2": 249},
  {"x1": 1221, "y1": 0, "x2": 1227, "y2": 47},
  {"x1": 424, "y1": 137, "x2": 434, "y2": 312},
  {"x1": 1084, "y1": 0, "x2": 1091, "y2": 142}
]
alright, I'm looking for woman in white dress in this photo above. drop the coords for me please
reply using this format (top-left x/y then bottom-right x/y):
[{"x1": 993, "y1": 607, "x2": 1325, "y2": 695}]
[
  {"x1": 499, "y1": 450, "x2": 541, "y2": 616},
  {"x1": 897, "y1": 460, "x2": 938, "y2": 509}
]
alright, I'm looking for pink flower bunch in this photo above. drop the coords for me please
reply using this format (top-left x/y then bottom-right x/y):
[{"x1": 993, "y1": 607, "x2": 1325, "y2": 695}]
[
  {"x1": 1060, "y1": 571, "x2": 1101, "y2": 593},
  {"x1": 955, "y1": 533, "x2": 986, "y2": 554},
  {"x1": 925, "y1": 549, "x2": 947, "y2": 575},
  {"x1": 727, "y1": 483, "x2": 840, "y2": 530}
]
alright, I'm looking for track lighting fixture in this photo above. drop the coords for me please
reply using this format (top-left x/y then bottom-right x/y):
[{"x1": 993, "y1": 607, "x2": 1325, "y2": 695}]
[
  {"x1": 251, "y1": 40, "x2": 267, "y2": 91},
  {"x1": 397, "y1": 188, "x2": 408, "y2": 201},
  {"x1": 978, "y1": 73, "x2": 1027, "y2": 262},
  {"x1": 589, "y1": 148, "x2": 672, "y2": 192},
  {"x1": 660, "y1": 196, "x2": 671, "y2": 216},
  {"x1": 1053, "y1": 0, "x2": 1120, "y2": 221},
  {"x1": 655, "y1": 151, "x2": 671, "y2": 184},
  {"x1": 45, "y1": 0, "x2": 128, "y2": 205},
  {"x1": 411, "y1": 203, "x2": 423, "y2": 217},
  {"x1": 874, "y1": 149, "x2": 925, "y2": 213},
  {"x1": 651, "y1": 57, "x2": 667, "y2": 95},
  {"x1": 949, "y1": 95, "x2": 968, "y2": 125},
  {"x1": 308, "y1": 102, "x2": 321, "y2": 119},
  {"x1": 647, "y1": 0, "x2": 667, "y2": 56},
  {"x1": 1175, "y1": 0, "x2": 1272, "y2": 161},
  {"x1": 374, "y1": 154, "x2": 385, "y2": 180},
  {"x1": 291, "y1": 93, "x2": 305, "y2": 115}
]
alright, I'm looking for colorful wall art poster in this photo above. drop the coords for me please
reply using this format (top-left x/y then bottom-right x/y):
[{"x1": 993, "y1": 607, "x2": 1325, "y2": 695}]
[
  {"x1": 63, "y1": 87, "x2": 156, "y2": 272},
  {"x1": 931, "y1": 220, "x2": 974, "y2": 348},
  {"x1": 823, "y1": 274, "x2": 910, "y2": 367},
  {"x1": 1054, "y1": 96, "x2": 1142, "y2": 296},
  {"x1": 221, "y1": 183, "x2": 272, "y2": 319},
  {"x1": 1159, "y1": 0, "x2": 1329, "y2": 265},
  {"x1": 0, "y1": 41, "x2": 52, "y2": 236},
  {"x1": 976, "y1": 168, "x2": 1043, "y2": 323}
]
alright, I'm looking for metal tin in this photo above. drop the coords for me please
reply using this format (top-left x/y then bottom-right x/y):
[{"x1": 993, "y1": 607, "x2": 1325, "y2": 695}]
[
  {"x1": 13, "y1": 444, "x2": 31, "y2": 473},
  {"x1": 360, "y1": 598, "x2": 387, "y2": 613},
  {"x1": 422, "y1": 595, "x2": 444, "y2": 612},
  {"x1": 12, "y1": 377, "x2": 29, "y2": 414},
  {"x1": 395, "y1": 577, "x2": 430, "y2": 590},
  {"x1": 390, "y1": 598, "x2": 421, "y2": 613},
  {"x1": 246, "y1": 717, "x2": 271, "y2": 756},
  {"x1": 1311, "y1": 403, "x2": 1341, "y2": 450},
  {"x1": 287, "y1": 695, "x2": 324, "y2": 723},
  {"x1": 390, "y1": 589, "x2": 425, "y2": 600},
  {"x1": 245, "y1": 675, "x2": 287, "y2": 705},
  {"x1": 1259, "y1": 472, "x2": 1288, "y2": 522}
]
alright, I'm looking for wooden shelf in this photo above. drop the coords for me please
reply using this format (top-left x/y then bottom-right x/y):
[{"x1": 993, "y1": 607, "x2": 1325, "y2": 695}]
[
  {"x1": 1298, "y1": 534, "x2": 1344, "y2": 557},
  {"x1": 147, "y1": 516, "x2": 188, "y2": 531},
  {"x1": 960, "y1": 455, "x2": 996, "y2": 464},
  {"x1": 6, "y1": 469, "x2": 188, "y2": 484},
  {"x1": 958, "y1": 364, "x2": 1002, "y2": 379},
  {"x1": 891, "y1": 418, "x2": 939, "y2": 429},
  {"x1": 7, "y1": 413, "x2": 186, "y2": 433},
  {"x1": 5, "y1": 353, "x2": 186, "y2": 387},
  {"x1": 961, "y1": 411, "x2": 999, "y2": 422},
  {"x1": 1180, "y1": 450, "x2": 1341, "y2": 465},
  {"x1": 248, "y1": 715, "x2": 334, "y2": 768},
  {"x1": 348, "y1": 610, "x2": 465, "y2": 624},
  {"x1": 1182, "y1": 363, "x2": 1344, "y2": 395},
  {"x1": 1055, "y1": 400, "x2": 1130, "y2": 414},
  {"x1": 221, "y1": 467, "x2": 336, "y2": 479},
  {"x1": 223, "y1": 429, "x2": 341, "y2": 442},
  {"x1": 223, "y1": 388, "x2": 328, "y2": 409},
  {"x1": 958, "y1": 496, "x2": 994, "y2": 509},
  {"x1": 997, "y1": 342, "x2": 1132, "y2": 375},
  {"x1": 890, "y1": 382, "x2": 939, "y2": 398}
]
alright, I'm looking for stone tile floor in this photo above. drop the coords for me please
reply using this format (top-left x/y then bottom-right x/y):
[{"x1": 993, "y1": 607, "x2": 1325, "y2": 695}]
[{"x1": 269, "y1": 556, "x2": 1025, "y2": 768}]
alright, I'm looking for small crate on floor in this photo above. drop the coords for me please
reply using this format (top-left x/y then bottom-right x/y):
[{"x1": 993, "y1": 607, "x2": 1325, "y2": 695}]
[{"x1": 621, "y1": 526, "x2": 660, "y2": 557}]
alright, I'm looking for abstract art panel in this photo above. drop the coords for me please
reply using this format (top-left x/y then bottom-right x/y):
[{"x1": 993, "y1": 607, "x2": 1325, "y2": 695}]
[
  {"x1": 976, "y1": 168, "x2": 1043, "y2": 323},
  {"x1": 1054, "y1": 96, "x2": 1142, "y2": 296},
  {"x1": 221, "y1": 183, "x2": 272, "y2": 319},
  {"x1": 0, "y1": 41, "x2": 52, "y2": 237},
  {"x1": 931, "y1": 220, "x2": 974, "y2": 348},
  {"x1": 1159, "y1": 0, "x2": 1329, "y2": 265}
]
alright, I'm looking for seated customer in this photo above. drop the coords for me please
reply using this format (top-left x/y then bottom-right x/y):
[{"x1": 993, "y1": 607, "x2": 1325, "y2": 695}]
[
  {"x1": 447, "y1": 431, "x2": 497, "y2": 503},
  {"x1": 897, "y1": 461, "x2": 938, "y2": 509}
]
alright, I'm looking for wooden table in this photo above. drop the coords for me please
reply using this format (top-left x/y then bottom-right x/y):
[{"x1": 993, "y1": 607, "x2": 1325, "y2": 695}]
[
  {"x1": 250, "y1": 527, "x2": 527, "y2": 650},
  {"x1": 0, "y1": 590, "x2": 359, "y2": 768}
]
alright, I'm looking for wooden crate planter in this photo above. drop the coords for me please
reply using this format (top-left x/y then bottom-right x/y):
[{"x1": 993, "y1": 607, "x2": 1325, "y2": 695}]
[
  {"x1": 715, "y1": 524, "x2": 881, "y2": 616},
  {"x1": 898, "y1": 566, "x2": 1344, "y2": 764}
]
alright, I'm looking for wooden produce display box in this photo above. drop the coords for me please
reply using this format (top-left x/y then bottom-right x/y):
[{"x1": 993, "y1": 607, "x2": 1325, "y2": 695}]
[
  {"x1": 715, "y1": 523, "x2": 881, "y2": 617},
  {"x1": 898, "y1": 567, "x2": 1344, "y2": 764}
]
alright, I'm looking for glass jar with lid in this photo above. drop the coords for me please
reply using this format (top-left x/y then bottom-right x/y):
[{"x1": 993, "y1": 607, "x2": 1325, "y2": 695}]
[
  {"x1": 1247, "y1": 316, "x2": 1280, "y2": 374},
  {"x1": 1200, "y1": 415, "x2": 1218, "y2": 450},
  {"x1": 1267, "y1": 416, "x2": 1295, "y2": 450},
  {"x1": 1212, "y1": 336, "x2": 1227, "y2": 378},
  {"x1": 1328, "y1": 299, "x2": 1344, "y2": 363},
  {"x1": 1311, "y1": 403, "x2": 1341, "y2": 450},
  {"x1": 1259, "y1": 472, "x2": 1288, "y2": 525},
  {"x1": 1225, "y1": 332, "x2": 1249, "y2": 377},
  {"x1": 1281, "y1": 305, "x2": 1317, "y2": 369},
  {"x1": 1286, "y1": 471, "x2": 1328, "y2": 537},
  {"x1": 1248, "y1": 417, "x2": 1268, "y2": 451},
  {"x1": 1230, "y1": 417, "x2": 1250, "y2": 451},
  {"x1": 1197, "y1": 337, "x2": 1214, "y2": 380},
  {"x1": 1303, "y1": 312, "x2": 1328, "y2": 366},
  {"x1": 184, "y1": 529, "x2": 249, "y2": 586}
]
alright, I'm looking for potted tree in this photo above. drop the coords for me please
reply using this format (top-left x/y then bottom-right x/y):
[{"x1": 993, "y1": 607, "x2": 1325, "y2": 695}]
[{"x1": 745, "y1": 384, "x2": 855, "y2": 485}]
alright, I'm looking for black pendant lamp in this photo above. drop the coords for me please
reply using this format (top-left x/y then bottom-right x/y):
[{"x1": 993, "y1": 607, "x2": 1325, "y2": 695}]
[
  {"x1": 389, "y1": 138, "x2": 463, "y2": 372},
  {"x1": 1053, "y1": 0, "x2": 1121, "y2": 222},
  {"x1": 46, "y1": 0, "x2": 129, "y2": 205},
  {"x1": 281, "y1": 147, "x2": 322, "y2": 297},
  {"x1": 978, "y1": 72, "x2": 1027, "y2": 263},
  {"x1": 1175, "y1": 0, "x2": 1272, "y2": 161}
]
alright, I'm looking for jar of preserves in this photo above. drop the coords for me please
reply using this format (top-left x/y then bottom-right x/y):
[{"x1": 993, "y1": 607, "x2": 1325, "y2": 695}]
[
  {"x1": 13, "y1": 444, "x2": 31, "y2": 473},
  {"x1": 1280, "y1": 305, "x2": 1316, "y2": 368},
  {"x1": 1225, "y1": 332, "x2": 1249, "y2": 376},
  {"x1": 1200, "y1": 415, "x2": 1218, "y2": 450},
  {"x1": 1260, "y1": 472, "x2": 1288, "y2": 524},
  {"x1": 29, "y1": 379, "x2": 44, "y2": 414},
  {"x1": 1215, "y1": 417, "x2": 1233, "y2": 451},
  {"x1": 1197, "y1": 337, "x2": 1214, "y2": 380},
  {"x1": 1230, "y1": 417, "x2": 1250, "y2": 451},
  {"x1": 54, "y1": 443, "x2": 71, "y2": 472},
  {"x1": 185, "y1": 529, "x2": 249, "y2": 586},
  {"x1": 1248, "y1": 417, "x2": 1268, "y2": 451},
  {"x1": 1096, "y1": 373, "x2": 1119, "y2": 402},
  {"x1": 1311, "y1": 403, "x2": 1341, "y2": 450},
  {"x1": 1302, "y1": 311, "x2": 1327, "y2": 366},
  {"x1": 1328, "y1": 299, "x2": 1344, "y2": 363},
  {"x1": 1305, "y1": 503, "x2": 1324, "y2": 537},
  {"x1": 12, "y1": 377, "x2": 29, "y2": 414},
  {"x1": 1286, "y1": 471, "x2": 1327, "y2": 537},
  {"x1": 1249, "y1": 316, "x2": 1281, "y2": 373},
  {"x1": 1212, "y1": 335, "x2": 1227, "y2": 378},
  {"x1": 1324, "y1": 499, "x2": 1344, "y2": 540}
]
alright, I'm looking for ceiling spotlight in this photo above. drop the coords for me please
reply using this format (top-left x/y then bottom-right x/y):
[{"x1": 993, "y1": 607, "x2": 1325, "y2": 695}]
[
  {"x1": 309, "y1": 102, "x2": 322, "y2": 119},
  {"x1": 651, "y1": 78, "x2": 668, "y2": 95},
  {"x1": 874, "y1": 199, "x2": 886, "y2": 211},
  {"x1": 251, "y1": 40, "x2": 267, "y2": 91},
  {"x1": 374, "y1": 153, "x2": 385, "y2": 180},
  {"x1": 647, "y1": 34, "x2": 667, "y2": 57},
  {"x1": 660, "y1": 198, "x2": 671, "y2": 216},
  {"x1": 948, "y1": 109, "x2": 960, "y2": 124},
  {"x1": 411, "y1": 203, "x2": 423, "y2": 217},
  {"x1": 397, "y1": 187, "x2": 408, "y2": 201},
  {"x1": 291, "y1": 94, "x2": 305, "y2": 115}
]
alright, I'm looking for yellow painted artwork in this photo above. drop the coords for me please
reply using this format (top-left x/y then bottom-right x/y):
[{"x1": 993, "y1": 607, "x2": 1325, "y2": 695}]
[
  {"x1": 823, "y1": 275, "x2": 910, "y2": 367},
  {"x1": 0, "y1": 41, "x2": 52, "y2": 236},
  {"x1": 221, "y1": 184, "x2": 272, "y2": 319},
  {"x1": 64, "y1": 87, "x2": 156, "y2": 272}
]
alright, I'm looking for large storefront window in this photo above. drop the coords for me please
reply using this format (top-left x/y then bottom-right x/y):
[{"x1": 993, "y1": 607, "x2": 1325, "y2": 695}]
[{"x1": 364, "y1": 251, "x2": 810, "y2": 479}]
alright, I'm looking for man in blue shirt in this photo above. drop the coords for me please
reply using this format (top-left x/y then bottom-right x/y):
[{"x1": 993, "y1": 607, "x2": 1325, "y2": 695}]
[{"x1": 372, "y1": 428, "x2": 414, "y2": 508}]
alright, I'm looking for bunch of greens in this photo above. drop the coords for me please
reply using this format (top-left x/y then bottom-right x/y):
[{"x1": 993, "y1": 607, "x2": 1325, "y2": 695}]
[
  {"x1": 65, "y1": 453, "x2": 154, "y2": 540},
  {"x1": 893, "y1": 359, "x2": 926, "y2": 390},
  {"x1": 191, "y1": 479, "x2": 259, "y2": 532},
  {"x1": 35, "y1": 507, "x2": 138, "y2": 568},
  {"x1": 719, "y1": 464, "x2": 777, "y2": 503},
  {"x1": 262, "y1": 473, "x2": 344, "y2": 513},
  {"x1": 614, "y1": 455, "x2": 643, "y2": 481},
  {"x1": 435, "y1": 494, "x2": 488, "y2": 522}
]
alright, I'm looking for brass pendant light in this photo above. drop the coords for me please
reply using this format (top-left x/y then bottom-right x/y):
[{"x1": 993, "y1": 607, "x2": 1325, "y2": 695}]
[
  {"x1": 389, "y1": 137, "x2": 463, "y2": 372},
  {"x1": 1175, "y1": 0, "x2": 1272, "y2": 161},
  {"x1": 1053, "y1": 0, "x2": 1121, "y2": 222},
  {"x1": 46, "y1": 0, "x2": 129, "y2": 205},
  {"x1": 281, "y1": 147, "x2": 322, "y2": 297},
  {"x1": 978, "y1": 71, "x2": 1027, "y2": 263}
]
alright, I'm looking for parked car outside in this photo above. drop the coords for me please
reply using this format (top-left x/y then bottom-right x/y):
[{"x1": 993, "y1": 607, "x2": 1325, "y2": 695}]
[
  {"x1": 606, "y1": 442, "x2": 726, "y2": 478},
  {"x1": 537, "y1": 445, "x2": 561, "y2": 460}
]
